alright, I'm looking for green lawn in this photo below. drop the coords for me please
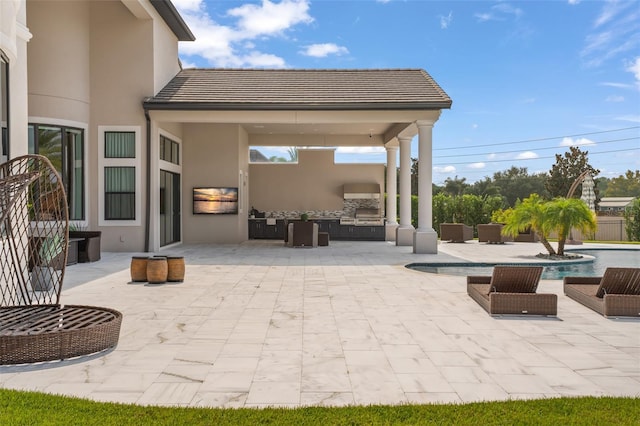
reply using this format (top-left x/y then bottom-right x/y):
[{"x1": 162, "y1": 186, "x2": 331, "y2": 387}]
[{"x1": 1, "y1": 390, "x2": 639, "y2": 425}]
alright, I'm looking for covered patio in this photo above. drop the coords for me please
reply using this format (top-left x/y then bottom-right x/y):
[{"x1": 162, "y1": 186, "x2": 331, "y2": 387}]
[
  {"x1": 144, "y1": 69, "x2": 452, "y2": 254},
  {"x1": 1, "y1": 241, "x2": 638, "y2": 407}
]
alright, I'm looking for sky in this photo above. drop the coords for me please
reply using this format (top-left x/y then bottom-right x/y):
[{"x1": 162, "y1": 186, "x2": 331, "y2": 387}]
[{"x1": 172, "y1": 0, "x2": 640, "y2": 184}]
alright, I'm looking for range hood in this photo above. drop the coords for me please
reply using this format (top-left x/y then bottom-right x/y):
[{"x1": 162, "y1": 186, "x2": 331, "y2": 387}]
[{"x1": 343, "y1": 183, "x2": 380, "y2": 199}]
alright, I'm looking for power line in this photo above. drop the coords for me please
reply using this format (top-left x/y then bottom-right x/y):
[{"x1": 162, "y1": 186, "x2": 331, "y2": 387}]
[
  {"x1": 433, "y1": 126, "x2": 640, "y2": 151},
  {"x1": 434, "y1": 147, "x2": 639, "y2": 166},
  {"x1": 434, "y1": 136, "x2": 639, "y2": 159}
]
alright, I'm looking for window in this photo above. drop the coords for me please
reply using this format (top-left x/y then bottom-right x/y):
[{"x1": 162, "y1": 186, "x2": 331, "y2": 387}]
[
  {"x1": 28, "y1": 124, "x2": 85, "y2": 220},
  {"x1": 1, "y1": 51, "x2": 8, "y2": 164},
  {"x1": 98, "y1": 127, "x2": 141, "y2": 226},
  {"x1": 104, "y1": 166, "x2": 135, "y2": 220},
  {"x1": 160, "y1": 135, "x2": 179, "y2": 165},
  {"x1": 105, "y1": 131, "x2": 135, "y2": 158}
]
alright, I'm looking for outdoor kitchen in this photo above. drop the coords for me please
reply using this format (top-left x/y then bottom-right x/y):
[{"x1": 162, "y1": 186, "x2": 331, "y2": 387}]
[
  {"x1": 247, "y1": 149, "x2": 386, "y2": 241},
  {"x1": 248, "y1": 183, "x2": 385, "y2": 241}
]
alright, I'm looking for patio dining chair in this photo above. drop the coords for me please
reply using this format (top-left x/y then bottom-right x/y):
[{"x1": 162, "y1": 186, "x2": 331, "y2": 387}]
[
  {"x1": 286, "y1": 221, "x2": 318, "y2": 248},
  {"x1": 563, "y1": 267, "x2": 640, "y2": 317},
  {"x1": 467, "y1": 265, "x2": 557, "y2": 316}
]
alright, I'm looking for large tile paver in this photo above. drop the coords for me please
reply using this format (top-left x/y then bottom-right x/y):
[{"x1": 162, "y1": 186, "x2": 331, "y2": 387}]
[{"x1": 0, "y1": 241, "x2": 638, "y2": 407}]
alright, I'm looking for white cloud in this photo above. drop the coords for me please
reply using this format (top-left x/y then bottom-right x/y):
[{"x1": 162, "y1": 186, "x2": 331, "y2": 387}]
[
  {"x1": 581, "y1": 2, "x2": 640, "y2": 67},
  {"x1": 521, "y1": 97, "x2": 536, "y2": 104},
  {"x1": 560, "y1": 137, "x2": 596, "y2": 147},
  {"x1": 434, "y1": 165, "x2": 456, "y2": 173},
  {"x1": 175, "y1": 0, "x2": 313, "y2": 68},
  {"x1": 471, "y1": 124, "x2": 479, "y2": 129},
  {"x1": 516, "y1": 151, "x2": 539, "y2": 159},
  {"x1": 600, "y1": 82, "x2": 634, "y2": 89},
  {"x1": 626, "y1": 56, "x2": 640, "y2": 89},
  {"x1": 301, "y1": 43, "x2": 349, "y2": 58},
  {"x1": 593, "y1": 0, "x2": 623, "y2": 28},
  {"x1": 468, "y1": 163, "x2": 486, "y2": 169},
  {"x1": 568, "y1": 0, "x2": 581, "y2": 5},
  {"x1": 228, "y1": 0, "x2": 313, "y2": 38},
  {"x1": 605, "y1": 95, "x2": 625, "y2": 102},
  {"x1": 474, "y1": 13, "x2": 493, "y2": 23},
  {"x1": 487, "y1": 153, "x2": 497, "y2": 160},
  {"x1": 616, "y1": 115, "x2": 640, "y2": 123},
  {"x1": 172, "y1": 0, "x2": 203, "y2": 13},
  {"x1": 336, "y1": 147, "x2": 386, "y2": 154},
  {"x1": 242, "y1": 51, "x2": 287, "y2": 68},
  {"x1": 440, "y1": 11, "x2": 453, "y2": 29},
  {"x1": 180, "y1": 59, "x2": 197, "y2": 69},
  {"x1": 475, "y1": 3, "x2": 523, "y2": 23},
  {"x1": 493, "y1": 3, "x2": 523, "y2": 18}
]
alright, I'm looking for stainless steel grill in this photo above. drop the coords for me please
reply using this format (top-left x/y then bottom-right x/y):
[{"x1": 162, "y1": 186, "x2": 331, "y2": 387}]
[{"x1": 353, "y1": 208, "x2": 383, "y2": 226}]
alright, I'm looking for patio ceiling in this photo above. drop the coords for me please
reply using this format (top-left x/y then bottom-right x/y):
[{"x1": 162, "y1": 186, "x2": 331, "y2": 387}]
[{"x1": 147, "y1": 108, "x2": 441, "y2": 147}]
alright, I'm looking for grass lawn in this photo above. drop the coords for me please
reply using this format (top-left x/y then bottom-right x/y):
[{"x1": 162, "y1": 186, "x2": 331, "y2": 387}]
[{"x1": 1, "y1": 390, "x2": 639, "y2": 425}]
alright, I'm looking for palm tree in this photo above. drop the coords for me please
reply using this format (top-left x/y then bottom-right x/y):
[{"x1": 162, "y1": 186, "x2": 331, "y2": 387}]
[
  {"x1": 545, "y1": 197, "x2": 596, "y2": 256},
  {"x1": 502, "y1": 193, "x2": 557, "y2": 256},
  {"x1": 287, "y1": 147, "x2": 298, "y2": 162}
]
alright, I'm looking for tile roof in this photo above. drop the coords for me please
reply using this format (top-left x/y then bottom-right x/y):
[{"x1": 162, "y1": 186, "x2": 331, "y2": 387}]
[{"x1": 144, "y1": 69, "x2": 452, "y2": 110}]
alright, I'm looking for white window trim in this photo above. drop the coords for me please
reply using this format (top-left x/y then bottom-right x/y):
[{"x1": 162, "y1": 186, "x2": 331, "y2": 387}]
[{"x1": 98, "y1": 125, "x2": 142, "y2": 227}]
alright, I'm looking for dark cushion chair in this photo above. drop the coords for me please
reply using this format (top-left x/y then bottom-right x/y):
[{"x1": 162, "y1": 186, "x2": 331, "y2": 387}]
[
  {"x1": 286, "y1": 221, "x2": 318, "y2": 247},
  {"x1": 70, "y1": 231, "x2": 101, "y2": 263}
]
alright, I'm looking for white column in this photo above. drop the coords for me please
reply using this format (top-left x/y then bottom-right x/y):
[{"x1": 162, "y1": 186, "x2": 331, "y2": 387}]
[
  {"x1": 396, "y1": 136, "x2": 414, "y2": 246},
  {"x1": 385, "y1": 145, "x2": 398, "y2": 241},
  {"x1": 413, "y1": 120, "x2": 438, "y2": 254}
]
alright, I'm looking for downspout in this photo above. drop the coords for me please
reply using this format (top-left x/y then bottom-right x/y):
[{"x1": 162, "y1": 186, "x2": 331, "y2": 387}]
[{"x1": 144, "y1": 107, "x2": 151, "y2": 252}]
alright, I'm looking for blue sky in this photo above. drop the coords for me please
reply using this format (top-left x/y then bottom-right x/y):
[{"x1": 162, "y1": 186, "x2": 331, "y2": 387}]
[{"x1": 172, "y1": 0, "x2": 640, "y2": 184}]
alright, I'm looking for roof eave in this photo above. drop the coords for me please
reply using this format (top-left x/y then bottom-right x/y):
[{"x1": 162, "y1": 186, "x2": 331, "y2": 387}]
[
  {"x1": 142, "y1": 101, "x2": 453, "y2": 111},
  {"x1": 150, "y1": 0, "x2": 195, "y2": 41}
]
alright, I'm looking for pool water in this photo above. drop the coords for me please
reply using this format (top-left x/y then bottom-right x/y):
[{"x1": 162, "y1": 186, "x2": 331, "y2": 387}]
[{"x1": 408, "y1": 248, "x2": 640, "y2": 280}]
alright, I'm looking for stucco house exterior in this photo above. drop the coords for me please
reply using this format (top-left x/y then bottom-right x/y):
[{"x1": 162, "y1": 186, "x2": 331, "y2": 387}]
[{"x1": 1, "y1": 0, "x2": 451, "y2": 255}]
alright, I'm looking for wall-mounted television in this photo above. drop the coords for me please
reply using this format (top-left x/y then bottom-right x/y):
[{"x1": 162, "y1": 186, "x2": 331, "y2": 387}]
[{"x1": 193, "y1": 187, "x2": 239, "y2": 215}]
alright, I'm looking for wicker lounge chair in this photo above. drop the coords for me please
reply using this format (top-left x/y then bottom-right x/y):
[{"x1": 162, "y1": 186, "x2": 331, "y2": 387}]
[
  {"x1": 477, "y1": 223, "x2": 512, "y2": 244},
  {"x1": 467, "y1": 266, "x2": 557, "y2": 316},
  {"x1": 563, "y1": 267, "x2": 640, "y2": 317},
  {"x1": 440, "y1": 223, "x2": 473, "y2": 243},
  {"x1": 0, "y1": 155, "x2": 121, "y2": 365},
  {"x1": 514, "y1": 227, "x2": 539, "y2": 242}
]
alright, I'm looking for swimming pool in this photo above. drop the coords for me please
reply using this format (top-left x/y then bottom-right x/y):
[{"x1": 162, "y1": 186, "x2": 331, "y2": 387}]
[{"x1": 407, "y1": 248, "x2": 640, "y2": 280}]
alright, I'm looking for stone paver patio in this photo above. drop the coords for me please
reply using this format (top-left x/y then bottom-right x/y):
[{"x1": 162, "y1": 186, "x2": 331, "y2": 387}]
[{"x1": 1, "y1": 240, "x2": 638, "y2": 407}]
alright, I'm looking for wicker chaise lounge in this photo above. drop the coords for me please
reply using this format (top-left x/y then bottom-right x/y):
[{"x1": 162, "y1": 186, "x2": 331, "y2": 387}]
[
  {"x1": 563, "y1": 267, "x2": 640, "y2": 317},
  {"x1": 0, "y1": 155, "x2": 122, "y2": 365},
  {"x1": 467, "y1": 266, "x2": 557, "y2": 316}
]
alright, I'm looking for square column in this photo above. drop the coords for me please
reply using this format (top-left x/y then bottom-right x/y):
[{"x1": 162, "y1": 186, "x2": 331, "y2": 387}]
[
  {"x1": 413, "y1": 120, "x2": 438, "y2": 254},
  {"x1": 396, "y1": 136, "x2": 414, "y2": 246}
]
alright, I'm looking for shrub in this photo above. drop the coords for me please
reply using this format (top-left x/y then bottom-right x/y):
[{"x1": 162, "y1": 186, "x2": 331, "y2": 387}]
[{"x1": 624, "y1": 198, "x2": 640, "y2": 241}]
